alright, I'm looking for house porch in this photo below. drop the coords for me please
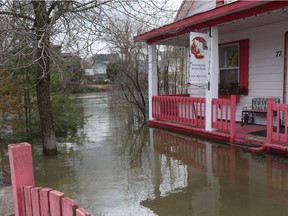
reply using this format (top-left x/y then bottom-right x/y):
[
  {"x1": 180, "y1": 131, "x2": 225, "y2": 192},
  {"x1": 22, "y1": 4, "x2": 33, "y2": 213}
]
[
  {"x1": 134, "y1": 1, "x2": 288, "y2": 155},
  {"x1": 150, "y1": 95, "x2": 288, "y2": 154}
]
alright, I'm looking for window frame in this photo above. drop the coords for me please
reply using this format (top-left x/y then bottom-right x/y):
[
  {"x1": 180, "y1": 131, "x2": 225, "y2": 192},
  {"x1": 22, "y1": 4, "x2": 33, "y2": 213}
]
[{"x1": 219, "y1": 39, "x2": 249, "y2": 96}]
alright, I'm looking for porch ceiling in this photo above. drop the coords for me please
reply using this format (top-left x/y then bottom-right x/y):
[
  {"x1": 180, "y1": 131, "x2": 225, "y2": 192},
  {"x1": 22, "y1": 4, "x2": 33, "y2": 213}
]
[
  {"x1": 134, "y1": 1, "x2": 288, "y2": 47},
  {"x1": 219, "y1": 7, "x2": 288, "y2": 34},
  {"x1": 153, "y1": 7, "x2": 288, "y2": 46}
]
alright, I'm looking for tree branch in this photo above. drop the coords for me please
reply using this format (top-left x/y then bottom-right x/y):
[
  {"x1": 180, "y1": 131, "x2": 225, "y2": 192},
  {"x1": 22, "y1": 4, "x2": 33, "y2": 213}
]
[
  {"x1": 47, "y1": 1, "x2": 59, "y2": 17},
  {"x1": 0, "y1": 11, "x2": 34, "y2": 22},
  {"x1": 70, "y1": 0, "x2": 113, "y2": 13}
]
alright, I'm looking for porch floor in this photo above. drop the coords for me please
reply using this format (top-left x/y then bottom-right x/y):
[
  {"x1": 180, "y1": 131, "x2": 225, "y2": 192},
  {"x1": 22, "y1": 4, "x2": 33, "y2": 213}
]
[{"x1": 148, "y1": 120, "x2": 288, "y2": 154}]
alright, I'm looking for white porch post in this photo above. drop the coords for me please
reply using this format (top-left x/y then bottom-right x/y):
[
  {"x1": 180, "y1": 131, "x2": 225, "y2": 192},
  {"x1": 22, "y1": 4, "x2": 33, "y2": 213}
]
[
  {"x1": 185, "y1": 47, "x2": 190, "y2": 94},
  {"x1": 205, "y1": 26, "x2": 219, "y2": 131},
  {"x1": 148, "y1": 43, "x2": 158, "y2": 120}
]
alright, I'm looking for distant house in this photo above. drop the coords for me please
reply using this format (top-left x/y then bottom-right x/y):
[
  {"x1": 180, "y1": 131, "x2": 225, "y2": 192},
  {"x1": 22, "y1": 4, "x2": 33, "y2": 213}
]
[
  {"x1": 83, "y1": 54, "x2": 118, "y2": 83},
  {"x1": 51, "y1": 45, "x2": 83, "y2": 72},
  {"x1": 61, "y1": 52, "x2": 82, "y2": 64},
  {"x1": 50, "y1": 45, "x2": 83, "y2": 78},
  {"x1": 49, "y1": 45, "x2": 84, "y2": 92}
]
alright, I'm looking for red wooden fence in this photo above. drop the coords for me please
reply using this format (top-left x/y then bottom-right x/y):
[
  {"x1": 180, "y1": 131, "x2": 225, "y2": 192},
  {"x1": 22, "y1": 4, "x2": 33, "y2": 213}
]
[
  {"x1": 267, "y1": 98, "x2": 288, "y2": 144},
  {"x1": 211, "y1": 95, "x2": 236, "y2": 142},
  {"x1": 152, "y1": 95, "x2": 206, "y2": 127},
  {"x1": 9, "y1": 143, "x2": 91, "y2": 216}
]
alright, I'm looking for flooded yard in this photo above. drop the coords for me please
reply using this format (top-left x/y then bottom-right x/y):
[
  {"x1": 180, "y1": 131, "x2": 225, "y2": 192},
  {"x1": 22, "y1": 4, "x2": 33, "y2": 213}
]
[{"x1": 1, "y1": 92, "x2": 288, "y2": 215}]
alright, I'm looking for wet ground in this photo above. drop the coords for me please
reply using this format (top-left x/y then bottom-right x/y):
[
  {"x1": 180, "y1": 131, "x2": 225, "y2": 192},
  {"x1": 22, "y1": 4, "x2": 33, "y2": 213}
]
[
  {"x1": 0, "y1": 186, "x2": 13, "y2": 216},
  {"x1": 1, "y1": 92, "x2": 288, "y2": 215}
]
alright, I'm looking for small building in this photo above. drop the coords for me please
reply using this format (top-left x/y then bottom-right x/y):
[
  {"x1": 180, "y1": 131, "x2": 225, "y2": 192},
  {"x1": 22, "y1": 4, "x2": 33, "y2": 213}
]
[
  {"x1": 89, "y1": 54, "x2": 118, "y2": 83},
  {"x1": 134, "y1": 1, "x2": 288, "y2": 154}
]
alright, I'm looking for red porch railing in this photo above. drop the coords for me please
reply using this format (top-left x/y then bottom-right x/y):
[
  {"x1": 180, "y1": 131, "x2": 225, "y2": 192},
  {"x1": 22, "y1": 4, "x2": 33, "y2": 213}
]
[
  {"x1": 152, "y1": 95, "x2": 206, "y2": 127},
  {"x1": 9, "y1": 143, "x2": 91, "y2": 216},
  {"x1": 267, "y1": 98, "x2": 288, "y2": 144},
  {"x1": 212, "y1": 95, "x2": 236, "y2": 142}
]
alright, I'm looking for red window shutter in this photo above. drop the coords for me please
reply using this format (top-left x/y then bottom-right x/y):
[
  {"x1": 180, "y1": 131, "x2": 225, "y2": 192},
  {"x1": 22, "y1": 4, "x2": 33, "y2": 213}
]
[{"x1": 239, "y1": 39, "x2": 249, "y2": 95}]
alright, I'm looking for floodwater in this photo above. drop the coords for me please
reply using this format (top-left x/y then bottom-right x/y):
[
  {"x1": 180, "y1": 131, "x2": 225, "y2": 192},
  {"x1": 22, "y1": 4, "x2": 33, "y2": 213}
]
[{"x1": 1, "y1": 92, "x2": 288, "y2": 215}]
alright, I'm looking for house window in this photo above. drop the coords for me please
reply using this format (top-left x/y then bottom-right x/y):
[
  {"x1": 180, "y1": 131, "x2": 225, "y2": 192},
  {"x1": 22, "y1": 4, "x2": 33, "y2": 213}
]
[
  {"x1": 219, "y1": 39, "x2": 249, "y2": 95},
  {"x1": 219, "y1": 43, "x2": 239, "y2": 88}
]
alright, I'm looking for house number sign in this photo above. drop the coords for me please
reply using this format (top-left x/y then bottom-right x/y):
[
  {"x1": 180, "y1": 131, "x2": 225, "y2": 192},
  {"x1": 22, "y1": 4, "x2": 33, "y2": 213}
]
[{"x1": 276, "y1": 51, "x2": 282, "y2": 57}]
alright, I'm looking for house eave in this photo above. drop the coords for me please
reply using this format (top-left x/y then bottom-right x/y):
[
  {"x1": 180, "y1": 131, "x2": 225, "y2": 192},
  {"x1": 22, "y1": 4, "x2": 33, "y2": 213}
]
[{"x1": 134, "y1": 0, "x2": 288, "y2": 45}]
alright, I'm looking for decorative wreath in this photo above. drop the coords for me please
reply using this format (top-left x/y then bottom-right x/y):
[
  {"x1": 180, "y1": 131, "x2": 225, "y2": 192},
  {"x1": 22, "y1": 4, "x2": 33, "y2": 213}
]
[{"x1": 191, "y1": 37, "x2": 208, "y2": 59}]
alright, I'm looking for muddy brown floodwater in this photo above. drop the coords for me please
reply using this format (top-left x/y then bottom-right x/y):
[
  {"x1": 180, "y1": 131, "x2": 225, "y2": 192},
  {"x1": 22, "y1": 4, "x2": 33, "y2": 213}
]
[{"x1": 1, "y1": 92, "x2": 288, "y2": 216}]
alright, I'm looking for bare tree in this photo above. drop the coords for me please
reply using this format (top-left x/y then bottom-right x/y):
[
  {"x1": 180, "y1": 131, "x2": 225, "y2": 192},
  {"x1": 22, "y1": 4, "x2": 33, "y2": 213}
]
[
  {"x1": 0, "y1": 0, "x2": 177, "y2": 155},
  {"x1": 158, "y1": 46, "x2": 187, "y2": 95},
  {"x1": 104, "y1": 17, "x2": 148, "y2": 120}
]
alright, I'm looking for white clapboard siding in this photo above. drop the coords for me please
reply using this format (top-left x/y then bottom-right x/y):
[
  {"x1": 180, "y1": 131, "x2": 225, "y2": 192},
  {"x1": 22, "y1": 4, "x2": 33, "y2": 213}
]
[
  {"x1": 219, "y1": 19, "x2": 288, "y2": 123},
  {"x1": 188, "y1": 86, "x2": 205, "y2": 98},
  {"x1": 179, "y1": 1, "x2": 216, "y2": 20}
]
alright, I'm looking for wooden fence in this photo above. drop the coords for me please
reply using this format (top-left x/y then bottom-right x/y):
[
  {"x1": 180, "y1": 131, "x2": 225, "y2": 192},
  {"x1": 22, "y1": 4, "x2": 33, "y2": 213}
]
[
  {"x1": 151, "y1": 95, "x2": 236, "y2": 142},
  {"x1": 9, "y1": 143, "x2": 91, "y2": 216},
  {"x1": 267, "y1": 98, "x2": 288, "y2": 144},
  {"x1": 211, "y1": 95, "x2": 236, "y2": 142},
  {"x1": 152, "y1": 95, "x2": 206, "y2": 127}
]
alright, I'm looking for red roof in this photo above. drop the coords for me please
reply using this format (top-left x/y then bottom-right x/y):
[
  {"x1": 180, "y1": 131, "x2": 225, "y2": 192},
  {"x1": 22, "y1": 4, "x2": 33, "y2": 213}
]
[{"x1": 134, "y1": 0, "x2": 288, "y2": 44}]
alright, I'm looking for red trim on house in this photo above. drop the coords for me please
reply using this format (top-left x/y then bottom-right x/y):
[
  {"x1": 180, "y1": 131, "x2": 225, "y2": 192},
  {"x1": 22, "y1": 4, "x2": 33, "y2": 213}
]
[
  {"x1": 218, "y1": 39, "x2": 249, "y2": 96},
  {"x1": 239, "y1": 39, "x2": 249, "y2": 95},
  {"x1": 284, "y1": 32, "x2": 288, "y2": 103},
  {"x1": 190, "y1": 1, "x2": 288, "y2": 31},
  {"x1": 134, "y1": 1, "x2": 288, "y2": 44},
  {"x1": 135, "y1": 1, "x2": 262, "y2": 42}
]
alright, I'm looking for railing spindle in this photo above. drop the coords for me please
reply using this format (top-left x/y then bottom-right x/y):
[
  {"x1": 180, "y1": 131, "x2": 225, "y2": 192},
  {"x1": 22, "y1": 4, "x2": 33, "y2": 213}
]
[
  {"x1": 31, "y1": 187, "x2": 41, "y2": 216},
  {"x1": 151, "y1": 95, "x2": 205, "y2": 127},
  {"x1": 23, "y1": 186, "x2": 33, "y2": 216},
  {"x1": 49, "y1": 190, "x2": 64, "y2": 216},
  {"x1": 62, "y1": 197, "x2": 78, "y2": 216}
]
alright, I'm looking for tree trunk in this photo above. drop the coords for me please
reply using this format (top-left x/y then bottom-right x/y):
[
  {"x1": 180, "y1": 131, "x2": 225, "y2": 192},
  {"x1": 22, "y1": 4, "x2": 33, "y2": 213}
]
[
  {"x1": 163, "y1": 66, "x2": 169, "y2": 94},
  {"x1": 24, "y1": 88, "x2": 32, "y2": 138},
  {"x1": 36, "y1": 73, "x2": 57, "y2": 155},
  {"x1": 33, "y1": 1, "x2": 57, "y2": 155}
]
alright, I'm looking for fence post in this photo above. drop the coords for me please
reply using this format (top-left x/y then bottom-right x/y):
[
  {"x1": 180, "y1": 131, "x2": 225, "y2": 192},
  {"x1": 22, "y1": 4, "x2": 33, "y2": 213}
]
[
  {"x1": 230, "y1": 95, "x2": 236, "y2": 143},
  {"x1": 266, "y1": 98, "x2": 274, "y2": 144},
  {"x1": 8, "y1": 143, "x2": 35, "y2": 216}
]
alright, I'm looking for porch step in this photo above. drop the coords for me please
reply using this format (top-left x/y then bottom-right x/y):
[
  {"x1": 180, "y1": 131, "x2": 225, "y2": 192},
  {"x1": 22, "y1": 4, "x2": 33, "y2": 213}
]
[{"x1": 232, "y1": 141, "x2": 262, "y2": 148}]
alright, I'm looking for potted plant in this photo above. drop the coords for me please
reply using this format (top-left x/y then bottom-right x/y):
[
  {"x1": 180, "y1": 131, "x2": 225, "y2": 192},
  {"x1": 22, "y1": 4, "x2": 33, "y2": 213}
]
[{"x1": 219, "y1": 82, "x2": 248, "y2": 102}]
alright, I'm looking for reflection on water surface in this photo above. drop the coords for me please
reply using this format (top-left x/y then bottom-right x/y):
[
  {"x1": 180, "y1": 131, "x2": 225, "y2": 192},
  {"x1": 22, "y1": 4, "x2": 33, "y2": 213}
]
[
  {"x1": 146, "y1": 129, "x2": 288, "y2": 216},
  {"x1": 1, "y1": 92, "x2": 288, "y2": 216}
]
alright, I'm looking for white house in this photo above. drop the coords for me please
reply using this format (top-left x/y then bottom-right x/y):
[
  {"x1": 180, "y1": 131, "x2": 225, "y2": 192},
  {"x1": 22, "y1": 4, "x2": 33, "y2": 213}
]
[{"x1": 134, "y1": 0, "x2": 288, "y2": 154}]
